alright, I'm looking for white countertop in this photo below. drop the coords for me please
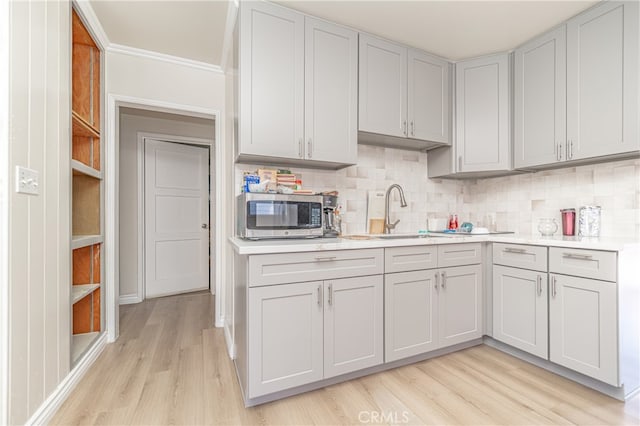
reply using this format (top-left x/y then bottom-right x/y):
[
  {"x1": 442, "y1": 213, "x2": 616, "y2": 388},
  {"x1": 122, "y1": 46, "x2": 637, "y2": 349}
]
[{"x1": 230, "y1": 233, "x2": 640, "y2": 255}]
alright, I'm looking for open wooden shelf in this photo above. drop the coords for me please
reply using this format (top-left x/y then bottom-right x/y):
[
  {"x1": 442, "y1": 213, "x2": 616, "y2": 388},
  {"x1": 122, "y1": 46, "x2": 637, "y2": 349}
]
[
  {"x1": 72, "y1": 159, "x2": 102, "y2": 179},
  {"x1": 72, "y1": 174, "x2": 100, "y2": 236},
  {"x1": 72, "y1": 111, "x2": 100, "y2": 138},
  {"x1": 72, "y1": 332, "x2": 99, "y2": 363},
  {"x1": 71, "y1": 235, "x2": 102, "y2": 250},
  {"x1": 72, "y1": 284, "x2": 100, "y2": 304}
]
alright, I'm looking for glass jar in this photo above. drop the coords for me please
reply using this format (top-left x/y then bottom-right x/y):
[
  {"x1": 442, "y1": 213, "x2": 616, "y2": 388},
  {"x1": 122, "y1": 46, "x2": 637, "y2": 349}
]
[{"x1": 538, "y1": 218, "x2": 558, "y2": 236}]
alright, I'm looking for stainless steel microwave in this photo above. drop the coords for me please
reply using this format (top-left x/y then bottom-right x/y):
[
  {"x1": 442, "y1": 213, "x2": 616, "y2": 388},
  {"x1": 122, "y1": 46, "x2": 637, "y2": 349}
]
[{"x1": 237, "y1": 193, "x2": 323, "y2": 239}]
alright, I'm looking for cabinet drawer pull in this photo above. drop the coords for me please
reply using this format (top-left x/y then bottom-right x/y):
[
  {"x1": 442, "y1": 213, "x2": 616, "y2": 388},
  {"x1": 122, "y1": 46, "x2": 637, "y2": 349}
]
[
  {"x1": 551, "y1": 275, "x2": 557, "y2": 298},
  {"x1": 558, "y1": 143, "x2": 562, "y2": 161},
  {"x1": 434, "y1": 272, "x2": 439, "y2": 291},
  {"x1": 441, "y1": 271, "x2": 446, "y2": 289},
  {"x1": 562, "y1": 252, "x2": 593, "y2": 260},
  {"x1": 537, "y1": 275, "x2": 542, "y2": 296},
  {"x1": 403, "y1": 120, "x2": 407, "y2": 136},
  {"x1": 314, "y1": 256, "x2": 337, "y2": 262},
  {"x1": 410, "y1": 121, "x2": 415, "y2": 136},
  {"x1": 307, "y1": 138, "x2": 313, "y2": 159},
  {"x1": 504, "y1": 247, "x2": 527, "y2": 254},
  {"x1": 328, "y1": 283, "x2": 333, "y2": 306},
  {"x1": 317, "y1": 285, "x2": 322, "y2": 306},
  {"x1": 298, "y1": 138, "x2": 304, "y2": 158}
]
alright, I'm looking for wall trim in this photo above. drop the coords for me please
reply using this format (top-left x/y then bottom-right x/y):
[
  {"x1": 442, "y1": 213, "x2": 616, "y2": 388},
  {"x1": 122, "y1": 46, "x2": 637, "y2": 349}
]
[
  {"x1": 106, "y1": 94, "x2": 225, "y2": 343},
  {"x1": 108, "y1": 44, "x2": 224, "y2": 74},
  {"x1": 72, "y1": 0, "x2": 110, "y2": 50},
  {"x1": 220, "y1": 0, "x2": 238, "y2": 72},
  {"x1": 0, "y1": 0, "x2": 10, "y2": 422},
  {"x1": 224, "y1": 321, "x2": 236, "y2": 360},
  {"x1": 118, "y1": 294, "x2": 143, "y2": 305},
  {"x1": 25, "y1": 333, "x2": 108, "y2": 426},
  {"x1": 135, "y1": 132, "x2": 215, "y2": 303}
]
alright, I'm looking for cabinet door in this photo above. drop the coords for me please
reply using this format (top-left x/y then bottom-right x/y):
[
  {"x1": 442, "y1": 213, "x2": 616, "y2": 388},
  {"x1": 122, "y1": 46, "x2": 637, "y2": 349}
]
[
  {"x1": 358, "y1": 34, "x2": 407, "y2": 138},
  {"x1": 456, "y1": 54, "x2": 511, "y2": 172},
  {"x1": 305, "y1": 18, "x2": 358, "y2": 164},
  {"x1": 248, "y1": 281, "x2": 324, "y2": 398},
  {"x1": 239, "y1": 2, "x2": 304, "y2": 160},
  {"x1": 324, "y1": 275, "x2": 384, "y2": 378},
  {"x1": 438, "y1": 265, "x2": 483, "y2": 347},
  {"x1": 567, "y1": 1, "x2": 639, "y2": 160},
  {"x1": 493, "y1": 265, "x2": 548, "y2": 359},
  {"x1": 385, "y1": 271, "x2": 439, "y2": 362},
  {"x1": 408, "y1": 50, "x2": 450, "y2": 144},
  {"x1": 549, "y1": 274, "x2": 618, "y2": 386},
  {"x1": 514, "y1": 26, "x2": 567, "y2": 168}
]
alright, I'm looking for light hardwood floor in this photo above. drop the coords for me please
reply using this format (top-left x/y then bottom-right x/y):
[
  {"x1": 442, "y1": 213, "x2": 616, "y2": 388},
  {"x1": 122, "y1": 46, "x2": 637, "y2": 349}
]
[{"x1": 52, "y1": 292, "x2": 640, "y2": 425}]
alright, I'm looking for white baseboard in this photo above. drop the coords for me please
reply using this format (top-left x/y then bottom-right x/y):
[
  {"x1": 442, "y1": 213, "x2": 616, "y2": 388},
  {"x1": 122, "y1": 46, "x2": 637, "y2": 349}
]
[
  {"x1": 224, "y1": 323, "x2": 236, "y2": 360},
  {"x1": 26, "y1": 333, "x2": 108, "y2": 425},
  {"x1": 119, "y1": 294, "x2": 142, "y2": 305}
]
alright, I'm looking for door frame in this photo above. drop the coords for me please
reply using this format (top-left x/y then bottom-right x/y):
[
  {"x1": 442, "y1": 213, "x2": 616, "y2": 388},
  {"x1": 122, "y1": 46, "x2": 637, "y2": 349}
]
[
  {"x1": 137, "y1": 133, "x2": 213, "y2": 302},
  {"x1": 106, "y1": 93, "x2": 224, "y2": 342}
]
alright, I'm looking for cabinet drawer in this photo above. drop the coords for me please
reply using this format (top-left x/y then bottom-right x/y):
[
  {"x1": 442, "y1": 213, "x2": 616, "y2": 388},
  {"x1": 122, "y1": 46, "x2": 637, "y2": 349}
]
[
  {"x1": 549, "y1": 247, "x2": 616, "y2": 282},
  {"x1": 385, "y1": 246, "x2": 438, "y2": 273},
  {"x1": 249, "y1": 249, "x2": 384, "y2": 287},
  {"x1": 493, "y1": 243, "x2": 547, "y2": 271},
  {"x1": 437, "y1": 243, "x2": 482, "y2": 268}
]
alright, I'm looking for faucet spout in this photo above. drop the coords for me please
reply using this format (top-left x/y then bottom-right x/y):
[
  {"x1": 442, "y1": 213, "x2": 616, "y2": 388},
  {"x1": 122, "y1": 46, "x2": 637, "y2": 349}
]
[{"x1": 384, "y1": 184, "x2": 408, "y2": 234}]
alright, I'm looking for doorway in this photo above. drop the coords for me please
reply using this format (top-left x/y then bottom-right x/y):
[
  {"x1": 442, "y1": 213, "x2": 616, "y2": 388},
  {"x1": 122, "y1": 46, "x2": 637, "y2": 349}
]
[
  {"x1": 144, "y1": 139, "x2": 210, "y2": 298},
  {"x1": 117, "y1": 107, "x2": 216, "y2": 305}
]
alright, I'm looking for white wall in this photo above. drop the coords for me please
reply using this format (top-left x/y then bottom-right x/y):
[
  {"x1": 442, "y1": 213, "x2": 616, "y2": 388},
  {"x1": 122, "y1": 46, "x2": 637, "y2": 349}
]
[
  {"x1": 6, "y1": 1, "x2": 71, "y2": 423},
  {"x1": 118, "y1": 109, "x2": 215, "y2": 300}
]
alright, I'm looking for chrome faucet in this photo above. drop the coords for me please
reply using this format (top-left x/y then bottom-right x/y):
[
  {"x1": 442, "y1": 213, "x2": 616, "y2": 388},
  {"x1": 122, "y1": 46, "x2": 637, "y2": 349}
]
[{"x1": 384, "y1": 184, "x2": 408, "y2": 234}]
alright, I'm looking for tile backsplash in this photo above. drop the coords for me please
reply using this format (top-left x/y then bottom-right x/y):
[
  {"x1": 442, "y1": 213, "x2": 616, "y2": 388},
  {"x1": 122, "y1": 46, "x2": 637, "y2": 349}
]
[{"x1": 235, "y1": 147, "x2": 640, "y2": 238}]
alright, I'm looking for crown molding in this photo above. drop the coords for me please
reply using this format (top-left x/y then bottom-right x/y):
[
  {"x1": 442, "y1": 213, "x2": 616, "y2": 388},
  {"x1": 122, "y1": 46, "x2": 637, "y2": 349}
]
[
  {"x1": 107, "y1": 43, "x2": 224, "y2": 74},
  {"x1": 220, "y1": 0, "x2": 239, "y2": 72},
  {"x1": 72, "y1": 0, "x2": 110, "y2": 50}
]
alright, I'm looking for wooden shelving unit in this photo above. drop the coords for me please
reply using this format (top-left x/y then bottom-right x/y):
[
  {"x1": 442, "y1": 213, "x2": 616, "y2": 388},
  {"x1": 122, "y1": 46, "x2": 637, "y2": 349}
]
[{"x1": 71, "y1": 7, "x2": 103, "y2": 364}]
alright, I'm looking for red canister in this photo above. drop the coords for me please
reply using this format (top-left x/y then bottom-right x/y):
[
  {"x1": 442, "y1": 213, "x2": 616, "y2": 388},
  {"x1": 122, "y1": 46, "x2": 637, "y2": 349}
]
[{"x1": 561, "y1": 209, "x2": 576, "y2": 236}]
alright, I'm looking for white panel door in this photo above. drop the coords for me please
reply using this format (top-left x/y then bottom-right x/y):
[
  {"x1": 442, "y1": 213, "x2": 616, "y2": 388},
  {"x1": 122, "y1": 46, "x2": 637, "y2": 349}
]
[
  {"x1": 248, "y1": 281, "x2": 324, "y2": 398},
  {"x1": 438, "y1": 265, "x2": 483, "y2": 347},
  {"x1": 239, "y1": 1, "x2": 304, "y2": 159},
  {"x1": 514, "y1": 26, "x2": 567, "y2": 168},
  {"x1": 493, "y1": 265, "x2": 548, "y2": 359},
  {"x1": 144, "y1": 140, "x2": 209, "y2": 298},
  {"x1": 408, "y1": 49, "x2": 450, "y2": 144},
  {"x1": 456, "y1": 54, "x2": 511, "y2": 172},
  {"x1": 324, "y1": 275, "x2": 384, "y2": 378},
  {"x1": 549, "y1": 274, "x2": 618, "y2": 386},
  {"x1": 304, "y1": 17, "x2": 357, "y2": 164},
  {"x1": 358, "y1": 34, "x2": 407, "y2": 138},
  {"x1": 567, "y1": 1, "x2": 639, "y2": 160},
  {"x1": 385, "y1": 270, "x2": 439, "y2": 362}
]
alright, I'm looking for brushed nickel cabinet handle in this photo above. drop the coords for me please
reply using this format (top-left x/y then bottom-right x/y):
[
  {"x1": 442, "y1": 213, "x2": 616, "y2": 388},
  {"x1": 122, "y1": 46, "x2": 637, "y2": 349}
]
[
  {"x1": 569, "y1": 140, "x2": 573, "y2": 159},
  {"x1": 551, "y1": 275, "x2": 557, "y2": 298},
  {"x1": 328, "y1": 283, "x2": 333, "y2": 306},
  {"x1": 298, "y1": 138, "x2": 304, "y2": 158},
  {"x1": 558, "y1": 143, "x2": 562, "y2": 161},
  {"x1": 435, "y1": 272, "x2": 439, "y2": 292},
  {"x1": 441, "y1": 271, "x2": 446, "y2": 289},
  {"x1": 314, "y1": 256, "x2": 337, "y2": 262},
  {"x1": 307, "y1": 138, "x2": 313, "y2": 159},
  {"x1": 562, "y1": 252, "x2": 593, "y2": 260},
  {"x1": 537, "y1": 275, "x2": 542, "y2": 296},
  {"x1": 403, "y1": 120, "x2": 407, "y2": 136},
  {"x1": 504, "y1": 247, "x2": 527, "y2": 254},
  {"x1": 317, "y1": 285, "x2": 322, "y2": 306}
]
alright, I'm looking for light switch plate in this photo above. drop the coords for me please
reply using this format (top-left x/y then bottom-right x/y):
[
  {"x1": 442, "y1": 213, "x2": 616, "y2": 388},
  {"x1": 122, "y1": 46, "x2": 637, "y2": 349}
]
[{"x1": 15, "y1": 166, "x2": 39, "y2": 195}]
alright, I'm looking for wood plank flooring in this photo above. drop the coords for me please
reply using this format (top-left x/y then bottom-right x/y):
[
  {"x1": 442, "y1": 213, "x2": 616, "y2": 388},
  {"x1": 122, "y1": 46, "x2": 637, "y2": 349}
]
[{"x1": 51, "y1": 292, "x2": 640, "y2": 425}]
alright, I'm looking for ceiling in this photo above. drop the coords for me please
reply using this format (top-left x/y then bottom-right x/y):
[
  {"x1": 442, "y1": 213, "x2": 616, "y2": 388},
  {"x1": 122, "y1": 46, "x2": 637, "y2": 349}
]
[{"x1": 89, "y1": 0, "x2": 598, "y2": 66}]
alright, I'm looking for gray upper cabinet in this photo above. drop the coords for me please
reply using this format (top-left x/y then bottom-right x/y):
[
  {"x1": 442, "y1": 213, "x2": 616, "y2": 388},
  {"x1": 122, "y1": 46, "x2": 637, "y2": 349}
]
[
  {"x1": 455, "y1": 54, "x2": 511, "y2": 173},
  {"x1": 359, "y1": 35, "x2": 407, "y2": 138},
  {"x1": 305, "y1": 17, "x2": 358, "y2": 165},
  {"x1": 359, "y1": 34, "x2": 451, "y2": 149},
  {"x1": 408, "y1": 50, "x2": 450, "y2": 144},
  {"x1": 238, "y1": 2, "x2": 358, "y2": 168},
  {"x1": 239, "y1": 1, "x2": 304, "y2": 161},
  {"x1": 566, "y1": 1, "x2": 639, "y2": 161},
  {"x1": 514, "y1": 26, "x2": 567, "y2": 169}
]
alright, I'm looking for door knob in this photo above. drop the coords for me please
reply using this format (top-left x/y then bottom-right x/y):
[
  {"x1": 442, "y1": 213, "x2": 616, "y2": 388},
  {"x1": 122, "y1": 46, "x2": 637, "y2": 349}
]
[{"x1": 202, "y1": 223, "x2": 209, "y2": 229}]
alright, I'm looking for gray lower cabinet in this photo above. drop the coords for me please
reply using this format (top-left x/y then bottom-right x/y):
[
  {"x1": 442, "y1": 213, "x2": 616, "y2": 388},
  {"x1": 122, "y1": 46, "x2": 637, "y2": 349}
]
[
  {"x1": 492, "y1": 265, "x2": 548, "y2": 359},
  {"x1": 247, "y1": 274, "x2": 383, "y2": 398},
  {"x1": 385, "y1": 244, "x2": 483, "y2": 362}
]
